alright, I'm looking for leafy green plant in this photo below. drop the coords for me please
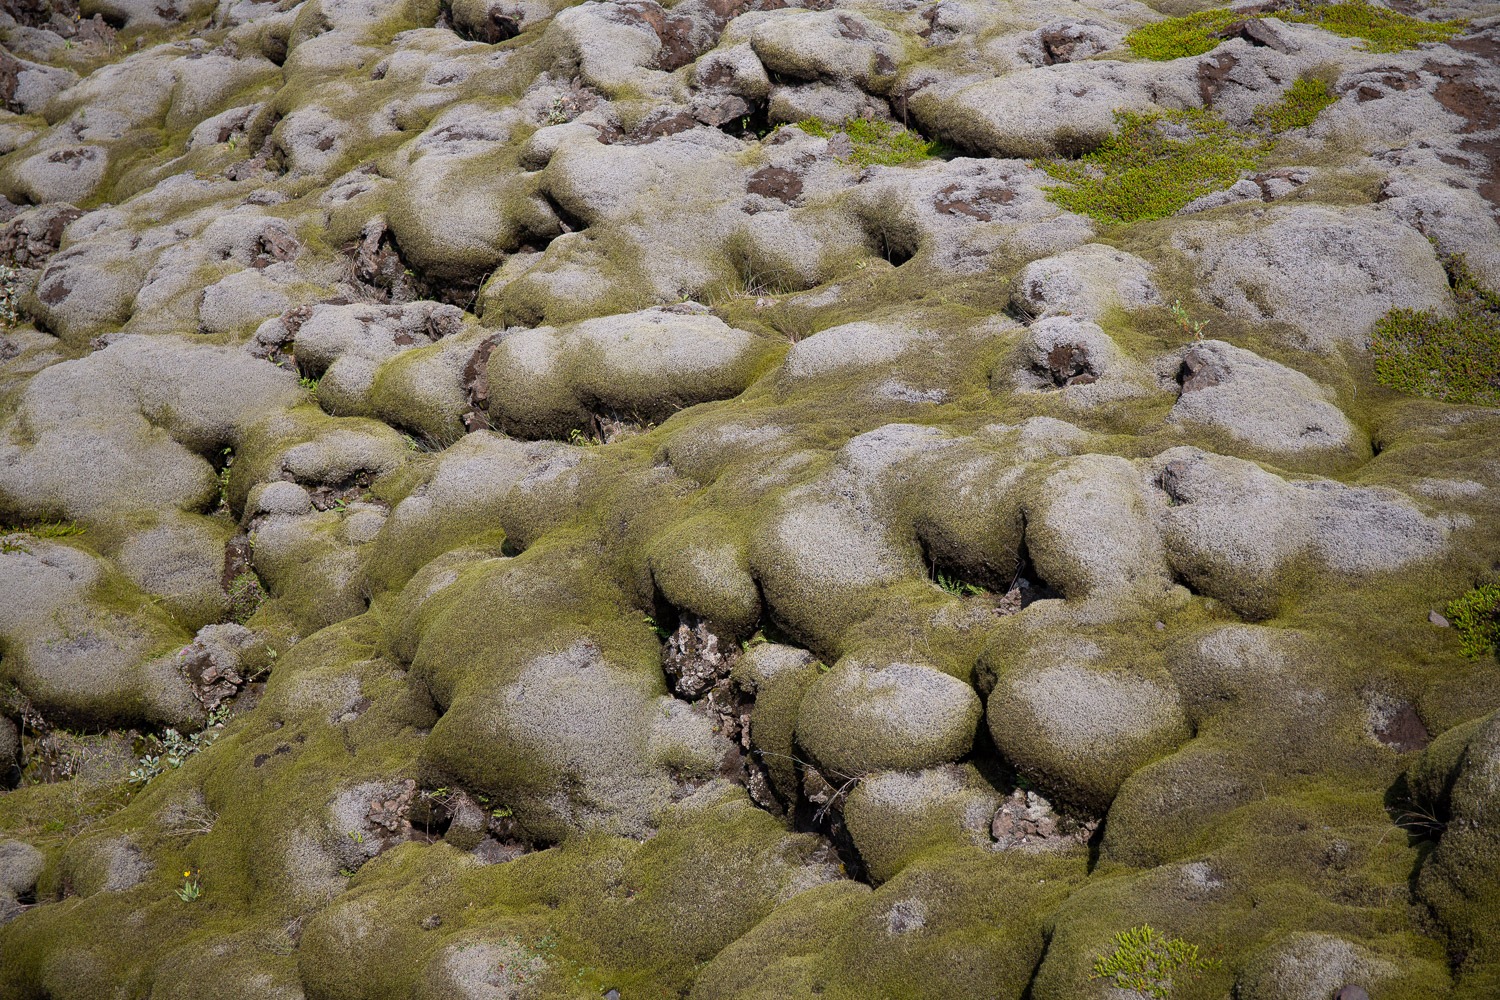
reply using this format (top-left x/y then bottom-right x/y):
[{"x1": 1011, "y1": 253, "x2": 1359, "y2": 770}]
[
  {"x1": 1169, "y1": 299, "x2": 1208, "y2": 341},
  {"x1": 298, "y1": 376, "x2": 320, "y2": 401},
  {"x1": 1039, "y1": 109, "x2": 1262, "y2": 224},
  {"x1": 131, "y1": 708, "x2": 230, "y2": 785},
  {"x1": 798, "y1": 118, "x2": 941, "y2": 168},
  {"x1": 1447, "y1": 584, "x2": 1500, "y2": 659},
  {"x1": 1126, "y1": 2, "x2": 1464, "y2": 61},
  {"x1": 935, "y1": 569, "x2": 984, "y2": 597},
  {"x1": 1253, "y1": 77, "x2": 1336, "y2": 132},
  {"x1": 176, "y1": 870, "x2": 202, "y2": 901},
  {"x1": 1371, "y1": 253, "x2": 1500, "y2": 407},
  {"x1": 643, "y1": 615, "x2": 671, "y2": 641},
  {"x1": 1091, "y1": 925, "x2": 1221, "y2": 998}
]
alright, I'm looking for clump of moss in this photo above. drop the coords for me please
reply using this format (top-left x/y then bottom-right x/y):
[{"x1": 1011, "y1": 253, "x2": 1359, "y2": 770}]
[
  {"x1": 1126, "y1": 2, "x2": 1465, "y2": 61},
  {"x1": 797, "y1": 118, "x2": 941, "y2": 168},
  {"x1": 1371, "y1": 254, "x2": 1500, "y2": 406},
  {"x1": 1446, "y1": 584, "x2": 1500, "y2": 659},
  {"x1": 1038, "y1": 109, "x2": 1262, "y2": 224},
  {"x1": 1253, "y1": 77, "x2": 1337, "y2": 132},
  {"x1": 1091, "y1": 924, "x2": 1221, "y2": 998}
]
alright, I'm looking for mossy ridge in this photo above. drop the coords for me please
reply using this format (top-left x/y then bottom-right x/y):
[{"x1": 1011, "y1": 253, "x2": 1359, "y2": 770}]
[
  {"x1": 1371, "y1": 253, "x2": 1500, "y2": 408},
  {"x1": 1125, "y1": 1, "x2": 1467, "y2": 61}
]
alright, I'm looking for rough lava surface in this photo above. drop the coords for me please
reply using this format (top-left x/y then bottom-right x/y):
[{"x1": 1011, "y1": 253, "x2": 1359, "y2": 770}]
[{"x1": 0, "y1": 0, "x2": 1499, "y2": 997}]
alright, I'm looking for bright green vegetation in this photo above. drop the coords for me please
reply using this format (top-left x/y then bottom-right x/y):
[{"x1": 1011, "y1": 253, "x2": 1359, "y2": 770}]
[
  {"x1": 797, "y1": 118, "x2": 941, "y2": 168},
  {"x1": 298, "y1": 376, "x2": 320, "y2": 400},
  {"x1": 176, "y1": 871, "x2": 203, "y2": 902},
  {"x1": 934, "y1": 568, "x2": 984, "y2": 597},
  {"x1": 1282, "y1": 1, "x2": 1466, "y2": 52},
  {"x1": 1371, "y1": 254, "x2": 1500, "y2": 407},
  {"x1": 1253, "y1": 77, "x2": 1337, "y2": 132},
  {"x1": 1125, "y1": 9, "x2": 1242, "y2": 60},
  {"x1": 1039, "y1": 109, "x2": 1262, "y2": 224},
  {"x1": 1447, "y1": 584, "x2": 1500, "y2": 659},
  {"x1": 1125, "y1": 2, "x2": 1466, "y2": 61},
  {"x1": 1091, "y1": 925, "x2": 1222, "y2": 999}
]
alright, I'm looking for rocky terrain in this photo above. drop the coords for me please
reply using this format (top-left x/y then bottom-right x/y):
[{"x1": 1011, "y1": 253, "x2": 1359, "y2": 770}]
[{"x1": 0, "y1": 0, "x2": 1499, "y2": 996}]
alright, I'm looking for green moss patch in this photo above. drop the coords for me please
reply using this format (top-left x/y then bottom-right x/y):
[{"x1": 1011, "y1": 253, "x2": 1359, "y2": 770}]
[
  {"x1": 1282, "y1": 1, "x2": 1466, "y2": 52},
  {"x1": 1253, "y1": 77, "x2": 1337, "y2": 132},
  {"x1": 1126, "y1": 2, "x2": 1466, "y2": 61},
  {"x1": 1446, "y1": 584, "x2": 1500, "y2": 659},
  {"x1": 797, "y1": 118, "x2": 942, "y2": 168},
  {"x1": 1125, "y1": 9, "x2": 1242, "y2": 60},
  {"x1": 1038, "y1": 109, "x2": 1263, "y2": 224},
  {"x1": 1371, "y1": 254, "x2": 1500, "y2": 407}
]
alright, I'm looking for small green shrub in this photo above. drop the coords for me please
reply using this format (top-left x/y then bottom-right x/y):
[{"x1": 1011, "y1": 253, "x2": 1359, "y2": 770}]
[
  {"x1": 1253, "y1": 77, "x2": 1337, "y2": 132},
  {"x1": 1092, "y1": 925, "x2": 1221, "y2": 999},
  {"x1": 1371, "y1": 254, "x2": 1500, "y2": 407},
  {"x1": 1126, "y1": 2, "x2": 1465, "y2": 61},
  {"x1": 1039, "y1": 108, "x2": 1262, "y2": 224},
  {"x1": 798, "y1": 118, "x2": 940, "y2": 168},
  {"x1": 1447, "y1": 584, "x2": 1500, "y2": 659}
]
